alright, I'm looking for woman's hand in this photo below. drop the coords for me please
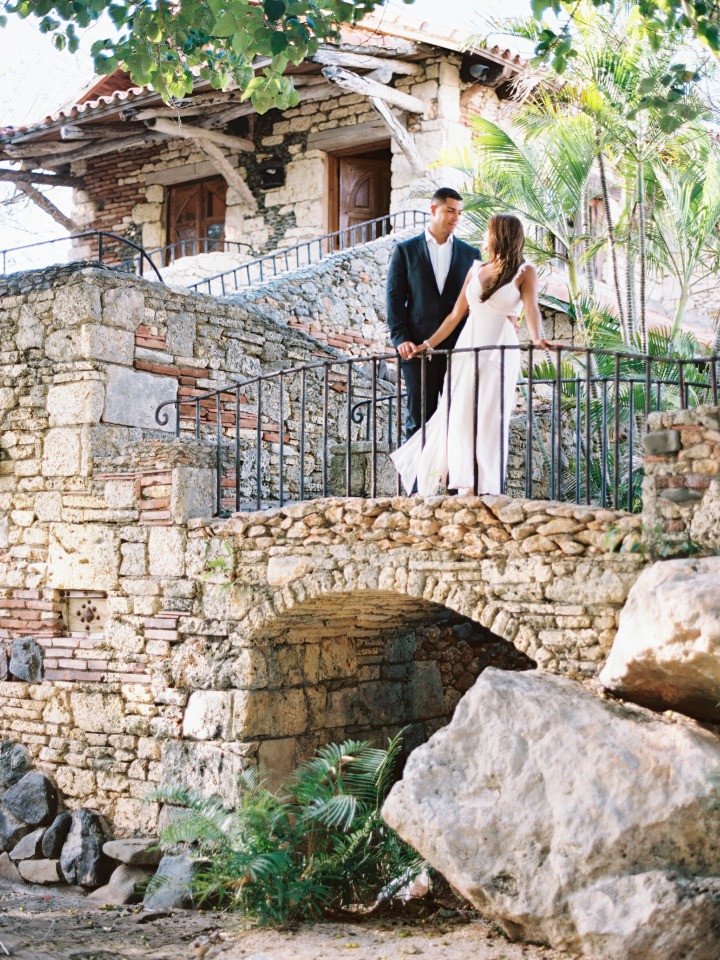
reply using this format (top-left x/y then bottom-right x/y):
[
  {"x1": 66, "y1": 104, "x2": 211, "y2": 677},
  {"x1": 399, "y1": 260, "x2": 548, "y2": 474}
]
[
  {"x1": 409, "y1": 341, "x2": 431, "y2": 358},
  {"x1": 531, "y1": 338, "x2": 562, "y2": 350}
]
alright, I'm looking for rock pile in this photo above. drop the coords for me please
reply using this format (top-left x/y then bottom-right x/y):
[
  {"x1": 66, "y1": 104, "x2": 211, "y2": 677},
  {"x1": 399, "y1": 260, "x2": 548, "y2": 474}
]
[{"x1": 0, "y1": 740, "x2": 163, "y2": 906}]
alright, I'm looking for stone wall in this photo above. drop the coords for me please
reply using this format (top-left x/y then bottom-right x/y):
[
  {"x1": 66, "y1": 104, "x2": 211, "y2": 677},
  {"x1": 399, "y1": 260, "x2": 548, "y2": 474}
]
[{"x1": 642, "y1": 406, "x2": 720, "y2": 552}]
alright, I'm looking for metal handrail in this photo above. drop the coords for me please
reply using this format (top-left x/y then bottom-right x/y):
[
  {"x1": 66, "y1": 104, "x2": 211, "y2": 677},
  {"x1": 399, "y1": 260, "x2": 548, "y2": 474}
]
[
  {"x1": 154, "y1": 344, "x2": 720, "y2": 516},
  {"x1": 187, "y1": 209, "x2": 431, "y2": 296},
  {"x1": 0, "y1": 230, "x2": 163, "y2": 281},
  {"x1": 144, "y1": 237, "x2": 255, "y2": 266}
]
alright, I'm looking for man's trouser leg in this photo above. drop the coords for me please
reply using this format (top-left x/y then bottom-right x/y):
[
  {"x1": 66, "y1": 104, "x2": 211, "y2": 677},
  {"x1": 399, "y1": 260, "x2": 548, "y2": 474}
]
[{"x1": 400, "y1": 354, "x2": 447, "y2": 440}]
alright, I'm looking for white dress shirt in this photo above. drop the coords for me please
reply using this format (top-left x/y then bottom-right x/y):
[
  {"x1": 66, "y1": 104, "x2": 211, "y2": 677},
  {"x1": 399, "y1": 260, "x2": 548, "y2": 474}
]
[{"x1": 425, "y1": 228, "x2": 454, "y2": 293}]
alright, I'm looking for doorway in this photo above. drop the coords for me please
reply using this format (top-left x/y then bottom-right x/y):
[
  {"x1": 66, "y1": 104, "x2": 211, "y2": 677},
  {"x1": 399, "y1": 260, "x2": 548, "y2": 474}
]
[
  {"x1": 166, "y1": 176, "x2": 227, "y2": 263},
  {"x1": 329, "y1": 144, "x2": 392, "y2": 248}
]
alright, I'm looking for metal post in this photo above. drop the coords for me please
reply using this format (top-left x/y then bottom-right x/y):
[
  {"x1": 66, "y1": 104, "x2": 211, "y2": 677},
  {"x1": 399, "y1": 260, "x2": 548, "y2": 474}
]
[{"x1": 279, "y1": 371, "x2": 285, "y2": 506}]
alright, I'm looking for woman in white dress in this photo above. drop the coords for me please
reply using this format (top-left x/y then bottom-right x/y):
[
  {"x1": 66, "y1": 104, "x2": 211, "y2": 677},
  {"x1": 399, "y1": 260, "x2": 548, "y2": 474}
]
[{"x1": 390, "y1": 213, "x2": 554, "y2": 497}]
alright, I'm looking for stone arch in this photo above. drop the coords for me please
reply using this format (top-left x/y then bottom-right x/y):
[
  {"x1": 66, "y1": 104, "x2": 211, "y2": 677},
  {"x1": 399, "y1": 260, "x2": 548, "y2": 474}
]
[{"x1": 170, "y1": 589, "x2": 534, "y2": 802}]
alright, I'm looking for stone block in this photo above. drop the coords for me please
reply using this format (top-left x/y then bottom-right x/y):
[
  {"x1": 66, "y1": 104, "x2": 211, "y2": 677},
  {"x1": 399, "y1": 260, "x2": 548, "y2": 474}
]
[
  {"x1": 42, "y1": 427, "x2": 82, "y2": 476},
  {"x1": 103, "y1": 838, "x2": 162, "y2": 866},
  {"x1": 183, "y1": 691, "x2": 234, "y2": 740},
  {"x1": 257, "y1": 738, "x2": 297, "y2": 792},
  {"x1": 120, "y1": 542, "x2": 147, "y2": 577},
  {"x1": 142, "y1": 854, "x2": 207, "y2": 910},
  {"x1": 160, "y1": 740, "x2": 251, "y2": 807},
  {"x1": 102, "y1": 287, "x2": 145, "y2": 332},
  {"x1": 165, "y1": 312, "x2": 196, "y2": 356},
  {"x1": 357, "y1": 680, "x2": 404, "y2": 726},
  {"x1": 644, "y1": 429, "x2": 682, "y2": 456},
  {"x1": 0, "y1": 806, "x2": 30, "y2": 851},
  {"x1": 304, "y1": 638, "x2": 357, "y2": 683},
  {"x1": 46, "y1": 327, "x2": 82, "y2": 361},
  {"x1": 0, "y1": 740, "x2": 31, "y2": 787},
  {"x1": 171, "y1": 467, "x2": 215, "y2": 523},
  {"x1": 60, "y1": 808, "x2": 114, "y2": 888},
  {"x1": 233, "y1": 688, "x2": 308, "y2": 738},
  {"x1": 16, "y1": 305, "x2": 44, "y2": 351},
  {"x1": 42, "y1": 812, "x2": 71, "y2": 858},
  {"x1": 34, "y1": 492, "x2": 63, "y2": 522},
  {"x1": 9, "y1": 826, "x2": 45, "y2": 861},
  {"x1": 88, "y1": 863, "x2": 150, "y2": 904},
  {"x1": 405, "y1": 661, "x2": 445, "y2": 721},
  {"x1": 9, "y1": 637, "x2": 44, "y2": 683},
  {"x1": 52, "y1": 282, "x2": 101, "y2": 327},
  {"x1": 47, "y1": 380, "x2": 105, "y2": 427},
  {"x1": 81, "y1": 324, "x2": 135, "y2": 365},
  {"x1": 148, "y1": 526, "x2": 186, "y2": 577},
  {"x1": 103, "y1": 366, "x2": 177, "y2": 432},
  {"x1": 3, "y1": 772, "x2": 57, "y2": 826},
  {"x1": 0, "y1": 851, "x2": 22, "y2": 883},
  {"x1": 104, "y1": 479, "x2": 137, "y2": 510},
  {"x1": 70, "y1": 692, "x2": 125, "y2": 734},
  {"x1": 113, "y1": 799, "x2": 161, "y2": 837},
  {"x1": 48, "y1": 523, "x2": 119, "y2": 591},
  {"x1": 267, "y1": 554, "x2": 312, "y2": 586},
  {"x1": 17, "y1": 858, "x2": 62, "y2": 884}
]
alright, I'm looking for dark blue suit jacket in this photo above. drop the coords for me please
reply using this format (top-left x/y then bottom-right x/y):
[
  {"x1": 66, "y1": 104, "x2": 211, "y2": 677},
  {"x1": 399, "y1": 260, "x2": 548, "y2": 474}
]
[{"x1": 386, "y1": 233, "x2": 481, "y2": 350}]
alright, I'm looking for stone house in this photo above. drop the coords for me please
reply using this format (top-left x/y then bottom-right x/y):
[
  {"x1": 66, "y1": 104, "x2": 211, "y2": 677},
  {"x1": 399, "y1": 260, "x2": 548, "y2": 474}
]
[{"x1": 0, "y1": 10, "x2": 524, "y2": 279}]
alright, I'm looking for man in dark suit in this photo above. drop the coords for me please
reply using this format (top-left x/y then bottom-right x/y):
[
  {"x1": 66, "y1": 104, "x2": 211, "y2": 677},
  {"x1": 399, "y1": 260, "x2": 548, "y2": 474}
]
[{"x1": 386, "y1": 187, "x2": 480, "y2": 440}]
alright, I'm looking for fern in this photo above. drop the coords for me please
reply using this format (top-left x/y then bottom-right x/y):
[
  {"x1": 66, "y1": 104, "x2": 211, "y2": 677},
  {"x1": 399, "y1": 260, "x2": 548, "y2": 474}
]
[{"x1": 150, "y1": 733, "x2": 425, "y2": 926}]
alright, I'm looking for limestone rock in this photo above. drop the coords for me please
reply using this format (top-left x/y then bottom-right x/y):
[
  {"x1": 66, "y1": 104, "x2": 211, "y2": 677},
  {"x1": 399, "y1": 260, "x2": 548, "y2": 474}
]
[
  {"x1": 17, "y1": 858, "x2": 62, "y2": 884},
  {"x1": 103, "y1": 838, "x2": 162, "y2": 867},
  {"x1": 600, "y1": 557, "x2": 720, "y2": 722},
  {"x1": 142, "y1": 854, "x2": 208, "y2": 910},
  {"x1": 41, "y1": 812, "x2": 71, "y2": 859},
  {"x1": 0, "y1": 806, "x2": 30, "y2": 851},
  {"x1": 568, "y1": 871, "x2": 720, "y2": 960},
  {"x1": 0, "y1": 645, "x2": 6, "y2": 682},
  {"x1": 9, "y1": 826, "x2": 44, "y2": 861},
  {"x1": 60, "y1": 809, "x2": 113, "y2": 888},
  {"x1": 87, "y1": 863, "x2": 150, "y2": 905},
  {"x1": 0, "y1": 851, "x2": 23, "y2": 883},
  {"x1": 0, "y1": 740, "x2": 31, "y2": 787},
  {"x1": 383, "y1": 668, "x2": 720, "y2": 959},
  {"x1": 8, "y1": 637, "x2": 44, "y2": 682},
  {"x1": 3, "y1": 772, "x2": 58, "y2": 826}
]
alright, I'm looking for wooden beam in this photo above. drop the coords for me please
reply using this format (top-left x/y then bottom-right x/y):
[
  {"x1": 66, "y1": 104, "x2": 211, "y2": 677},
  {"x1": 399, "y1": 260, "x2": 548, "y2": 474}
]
[
  {"x1": 0, "y1": 168, "x2": 81, "y2": 188},
  {"x1": 38, "y1": 132, "x2": 170, "y2": 169},
  {"x1": 194, "y1": 140, "x2": 256, "y2": 210},
  {"x1": 311, "y1": 48, "x2": 422, "y2": 75},
  {"x1": 14, "y1": 182, "x2": 82, "y2": 232},
  {"x1": 369, "y1": 98, "x2": 426, "y2": 178},
  {"x1": 60, "y1": 123, "x2": 142, "y2": 141},
  {"x1": 321, "y1": 66, "x2": 426, "y2": 114},
  {"x1": 144, "y1": 117, "x2": 255, "y2": 153},
  {"x1": 307, "y1": 118, "x2": 389, "y2": 152}
]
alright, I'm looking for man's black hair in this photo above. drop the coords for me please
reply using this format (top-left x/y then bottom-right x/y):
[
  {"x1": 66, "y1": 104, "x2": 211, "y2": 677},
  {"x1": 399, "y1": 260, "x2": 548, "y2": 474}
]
[{"x1": 431, "y1": 187, "x2": 463, "y2": 205}]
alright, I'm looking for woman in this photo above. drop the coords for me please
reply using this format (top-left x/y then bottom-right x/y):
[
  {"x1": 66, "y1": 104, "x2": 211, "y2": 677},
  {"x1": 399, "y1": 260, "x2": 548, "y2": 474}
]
[{"x1": 390, "y1": 213, "x2": 554, "y2": 496}]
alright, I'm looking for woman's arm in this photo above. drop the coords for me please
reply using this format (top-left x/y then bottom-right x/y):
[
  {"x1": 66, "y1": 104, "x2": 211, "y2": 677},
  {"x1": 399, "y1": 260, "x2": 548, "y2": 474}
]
[
  {"x1": 519, "y1": 264, "x2": 556, "y2": 349},
  {"x1": 411, "y1": 265, "x2": 475, "y2": 355}
]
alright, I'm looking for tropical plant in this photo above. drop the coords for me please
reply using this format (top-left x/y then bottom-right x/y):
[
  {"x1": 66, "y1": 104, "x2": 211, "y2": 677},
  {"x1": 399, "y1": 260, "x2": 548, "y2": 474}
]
[
  {"x1": 0, "y1": 0, "x2": 395, "y2": 109},
  {"x1": 150, "y1": 733, "x2": 425, "y2": 926}
]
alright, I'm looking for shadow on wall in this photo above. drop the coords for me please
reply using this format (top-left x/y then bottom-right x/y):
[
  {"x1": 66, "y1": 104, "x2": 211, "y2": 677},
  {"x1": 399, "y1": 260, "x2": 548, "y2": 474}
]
[{"x1": 161, "y1": 593, "x2": 535, "y2": 811}]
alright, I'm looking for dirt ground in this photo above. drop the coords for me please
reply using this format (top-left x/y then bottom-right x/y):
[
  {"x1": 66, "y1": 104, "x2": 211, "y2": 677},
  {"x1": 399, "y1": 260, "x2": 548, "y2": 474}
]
[{"x1": 0, "y1": 878, "x2": 573, "y2": 960}]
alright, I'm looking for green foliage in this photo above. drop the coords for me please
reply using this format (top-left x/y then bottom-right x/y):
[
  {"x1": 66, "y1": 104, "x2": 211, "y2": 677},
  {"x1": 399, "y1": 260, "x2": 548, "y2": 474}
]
[
  {"x1": 151, "y1": 733, "x2": 425, "y2": 926},
  {"x1": 527, "y1": 0, "x2": 720, "y2": 89},
  {"x1": 1, "y1": 0, "x2": 394, "y2": 109}
]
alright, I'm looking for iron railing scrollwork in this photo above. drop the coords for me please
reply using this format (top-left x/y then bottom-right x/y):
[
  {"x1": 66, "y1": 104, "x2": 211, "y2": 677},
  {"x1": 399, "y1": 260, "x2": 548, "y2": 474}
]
[{"x1": 155, "y1": 345, "x2": 720, "y2": 517}]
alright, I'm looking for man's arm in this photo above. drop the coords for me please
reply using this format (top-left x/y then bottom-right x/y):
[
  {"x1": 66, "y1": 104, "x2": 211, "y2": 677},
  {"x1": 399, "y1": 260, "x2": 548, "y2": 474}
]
[{"x1": 386, "y1": 243, "x2": 413, "y2": 350}]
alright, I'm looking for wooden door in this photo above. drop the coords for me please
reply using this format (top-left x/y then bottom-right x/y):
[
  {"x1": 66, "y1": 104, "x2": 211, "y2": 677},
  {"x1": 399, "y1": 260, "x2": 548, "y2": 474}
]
[
  {"x1": 337, "y1": 149, "x2": 391, "y2": 246},
  {"x1": 167, "y1": 177, "x2": 227, "y2": 262}
]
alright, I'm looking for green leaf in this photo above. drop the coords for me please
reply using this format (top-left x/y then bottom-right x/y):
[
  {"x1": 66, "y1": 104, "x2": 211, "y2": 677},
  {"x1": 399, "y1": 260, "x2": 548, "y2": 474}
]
[
  {"x1": 270, "y1": 31, "x2": 288, "y2": 53},
  {"x1": 212, "y1": 12, "x2": 237, "y2": 37},
  {"x1": 263, "y1": 0, "x2": 287, "y2": 21}
]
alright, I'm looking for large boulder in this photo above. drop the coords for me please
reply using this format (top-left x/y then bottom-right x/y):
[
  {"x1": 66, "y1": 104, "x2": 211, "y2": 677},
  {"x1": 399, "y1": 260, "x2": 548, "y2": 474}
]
[
  {"x1": 59, "y1": 809, "x2": 113, "y2": 888},
  {"x1": 600, "y1": 557, "x2": 720, "y2": 722},
  {"x1": 383, "y1": 669, "x2": 720, "y2": 960},
  {"x1": 41, "y1": 811, "x2": 71, "y2": 859},
  {"x1": 142, "y1": 854, "x2": 208, "y2": 910},
  {"x1": 88, "y1": 864, "x2": 151, "y2": 905},
  {"x1": 2, "y1": 771, "x2": 58, "y2": 826},
  {"x1": 0, "y1": 740, "x2": 31, "y2": 788},
  {"x1": 0, "y1": 806, "x2": 30, "y2": 851}
]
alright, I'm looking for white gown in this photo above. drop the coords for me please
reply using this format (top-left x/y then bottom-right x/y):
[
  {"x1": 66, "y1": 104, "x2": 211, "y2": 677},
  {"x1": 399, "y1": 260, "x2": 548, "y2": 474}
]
[{"x1": 391, "y1": 262, "x2": 525, "y2": 496}]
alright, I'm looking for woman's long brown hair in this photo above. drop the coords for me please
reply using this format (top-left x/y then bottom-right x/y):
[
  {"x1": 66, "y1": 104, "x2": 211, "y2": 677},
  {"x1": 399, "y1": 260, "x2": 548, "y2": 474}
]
[{"x1": 479, "y1": 213, "x2": 525, "y2": 302}]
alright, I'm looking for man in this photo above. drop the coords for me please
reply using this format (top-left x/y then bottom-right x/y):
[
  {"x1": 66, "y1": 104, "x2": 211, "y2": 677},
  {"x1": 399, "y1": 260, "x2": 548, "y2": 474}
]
[{"x1": 386, "y1": 187, "x2": 480, "y2": 440}]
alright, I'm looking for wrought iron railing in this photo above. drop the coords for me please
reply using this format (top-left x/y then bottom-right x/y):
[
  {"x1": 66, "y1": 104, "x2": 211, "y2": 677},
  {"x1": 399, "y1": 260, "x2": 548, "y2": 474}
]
[
  {"x1": 0, "y1": 230, "x2": 163, "y2": 281},
  {"x1": 187, "y1": 210, "x2": 430, "y2": 296},
  {"x1": 155, "y1": 345, "x2": 720, "y2": 516},
  {"x1": 144, "y1": 237, "x2": 255, "y2": 267}
]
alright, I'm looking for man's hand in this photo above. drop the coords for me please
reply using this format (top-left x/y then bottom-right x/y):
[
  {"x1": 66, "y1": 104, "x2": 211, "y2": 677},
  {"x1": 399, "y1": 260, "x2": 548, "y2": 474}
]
[
  {"x1": 507, "y1": 315, "x2": 520, "y2": 334},
  {"x1": 397, "y1": 341, "x2": 416, "y2": 360}
]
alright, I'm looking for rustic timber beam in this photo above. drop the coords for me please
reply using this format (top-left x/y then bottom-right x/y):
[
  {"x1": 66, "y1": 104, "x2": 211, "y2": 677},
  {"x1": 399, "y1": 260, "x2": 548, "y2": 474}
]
[
  {"x1": 321, "y1": 66, "x2": 426, "y2": 114},
  {"x1": 144, "y1": 117, "x2": 255, "y2": 153},
  {"x1": 193, "y1": 140, "x2": 256, "y2": 210},
  {"x1": 0, "y1": 168, "x2": 82, "y2": 188},
  {"x1": 39, "y1": 132, "x2": 170, "y2": 169},
  {"x1": 60, "y1": 122, "x2": 144, "y2": 141},
  {"x1": 369, "y1": 98, "x2": 426, "y2": 179},
  {"x1": 14, "y1": 182, "x2": 82, "y2": 232},
  {"x1": 311, "y1": 48, "x2": 422, "y2": 75}
]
